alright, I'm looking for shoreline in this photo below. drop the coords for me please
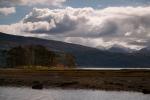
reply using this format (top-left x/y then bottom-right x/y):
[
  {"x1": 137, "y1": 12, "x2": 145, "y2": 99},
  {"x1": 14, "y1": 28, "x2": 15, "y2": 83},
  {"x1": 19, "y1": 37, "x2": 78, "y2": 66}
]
[
  {"x1": 0, "y1": 69, "x2": 150, "y2": 93},
  {"x1": 0, "y1": 85, "x2": 146, "y2": 94}
]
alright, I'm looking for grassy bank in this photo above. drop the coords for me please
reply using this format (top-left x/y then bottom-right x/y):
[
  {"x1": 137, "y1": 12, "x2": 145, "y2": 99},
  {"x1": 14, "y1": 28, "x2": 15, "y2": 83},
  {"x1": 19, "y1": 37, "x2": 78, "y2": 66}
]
[{"x1": 0, "y1": 68, "x2": 150, "y2": 92}]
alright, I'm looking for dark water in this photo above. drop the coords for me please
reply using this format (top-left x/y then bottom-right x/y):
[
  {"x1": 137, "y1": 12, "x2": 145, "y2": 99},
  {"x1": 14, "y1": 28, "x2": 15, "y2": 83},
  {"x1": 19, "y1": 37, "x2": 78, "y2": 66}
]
[{"x1": 0, "y1": 87, "x2": 150, "y2": 100}]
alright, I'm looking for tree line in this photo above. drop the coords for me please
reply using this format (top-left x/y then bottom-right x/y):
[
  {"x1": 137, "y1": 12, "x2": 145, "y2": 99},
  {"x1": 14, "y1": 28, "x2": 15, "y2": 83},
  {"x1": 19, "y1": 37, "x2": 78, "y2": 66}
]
[{"x1": 5, "y1": 45, "x2": 75, "y2": 68}]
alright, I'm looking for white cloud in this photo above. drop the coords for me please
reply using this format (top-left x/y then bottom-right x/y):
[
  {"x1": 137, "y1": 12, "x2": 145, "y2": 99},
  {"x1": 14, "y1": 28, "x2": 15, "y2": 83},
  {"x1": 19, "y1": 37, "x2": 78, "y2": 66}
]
[
  {"x1": 1, "y1": 6, "x2": 150, "y2": 50},
  {"x1": 21, "y1": 7, "x2": 90, "y2": 34},
  {"x1": 64, "y1": 37, "x2": 143, "y2": 50},
  {"x1": 0, "y1": 7, "x2": 16, "y2": 16}
]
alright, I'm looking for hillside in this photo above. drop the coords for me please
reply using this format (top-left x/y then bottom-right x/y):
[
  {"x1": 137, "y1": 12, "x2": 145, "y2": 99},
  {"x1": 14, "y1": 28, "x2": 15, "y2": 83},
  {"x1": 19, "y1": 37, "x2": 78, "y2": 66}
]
[
  {"x1": 0, "y1": 32, "x2": 150, "y2": 68},
  {"x1": 0, "y1": 32, "x2": 98, "y2": 52}
]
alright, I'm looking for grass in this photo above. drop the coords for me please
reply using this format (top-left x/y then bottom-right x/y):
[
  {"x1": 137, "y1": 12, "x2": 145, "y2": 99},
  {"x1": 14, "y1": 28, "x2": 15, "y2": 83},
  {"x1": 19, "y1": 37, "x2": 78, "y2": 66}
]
[{"x1": 0, "y1": 68, "x2": 150, "y2": 92}]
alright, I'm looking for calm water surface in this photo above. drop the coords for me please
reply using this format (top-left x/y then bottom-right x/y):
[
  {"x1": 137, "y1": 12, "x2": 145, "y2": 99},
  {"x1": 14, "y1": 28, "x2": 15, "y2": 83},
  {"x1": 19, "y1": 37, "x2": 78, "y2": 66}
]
[{"x1": 0, "y1": 87, "x2": 150, "y2": 100}]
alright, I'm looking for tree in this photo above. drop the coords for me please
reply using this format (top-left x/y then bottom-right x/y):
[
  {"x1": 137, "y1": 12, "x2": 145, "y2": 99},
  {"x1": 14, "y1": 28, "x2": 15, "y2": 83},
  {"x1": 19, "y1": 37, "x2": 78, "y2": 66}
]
[
  {"x1": 7, "y1": 45, "x2": 57, "y2": 68},
  {"x1": 65, "y1": 53, "x2": 76, "y2": 67},
  {"x1": 6, "y1": 45, "x2": 76, "y2": 68},
  {"x1": 7, "y1": 46, "x2": 27, "y2": 67},
  {"x1": 28, "y1": 45, "x2": 56, "y2": 66}
]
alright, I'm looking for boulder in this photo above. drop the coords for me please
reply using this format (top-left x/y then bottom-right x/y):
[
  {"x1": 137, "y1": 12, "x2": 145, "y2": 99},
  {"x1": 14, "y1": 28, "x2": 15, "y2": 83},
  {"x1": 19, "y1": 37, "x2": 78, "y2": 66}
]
[
  {"x1": 32, "y1": 81, "x2": 43, "y2": 90},
  {"x1": 142, "y1": 89, "x2": 150, "y2": 94}
]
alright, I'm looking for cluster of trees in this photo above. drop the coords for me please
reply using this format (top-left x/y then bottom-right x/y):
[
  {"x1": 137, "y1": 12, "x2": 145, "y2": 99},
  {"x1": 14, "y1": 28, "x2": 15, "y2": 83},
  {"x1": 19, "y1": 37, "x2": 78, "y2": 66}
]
[
  {"x1": 6, "y1": 45, "x2": 75, "y2": 68},
  {"x1": 0, "y1": 50, "x2": 7, "y2": 67}
]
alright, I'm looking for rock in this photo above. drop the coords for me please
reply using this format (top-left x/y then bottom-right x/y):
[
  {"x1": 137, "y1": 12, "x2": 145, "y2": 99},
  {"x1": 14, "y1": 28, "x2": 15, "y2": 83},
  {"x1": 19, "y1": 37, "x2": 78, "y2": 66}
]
[
  {"x1": 32, "y1": 81, "x2": 43, "y2": 90},
  {"x1": 142, "y1": 89, "x2": 150, "y2": 94}
]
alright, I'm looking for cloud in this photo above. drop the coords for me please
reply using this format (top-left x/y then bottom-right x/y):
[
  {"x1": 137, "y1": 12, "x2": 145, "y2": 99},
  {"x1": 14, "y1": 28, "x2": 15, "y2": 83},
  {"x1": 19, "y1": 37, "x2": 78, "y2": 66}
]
[
  {"x1": 64, "y1": 37, "x2": 143, "y2": 50},
  {"x1": 0, "y1": 0, "x2": 66, "y2": 7},
  {"x1": 0, "y1": 7, "x2": 16, "y2": 16},
  {"x1": 0, "y1": 0, "x2": 66, "y2": 16},
  {"x1": 1, "y1": 6, "x2": 150, "y2": 49},
  {"x1": 129, "y1": 39, "x2": 150, "y2": 48},
  {"x1": 21, "y1": 7, "x2": 89, "y2": 34},
  {"x1": 20, "y1": 7, "x2": 150, "y2": 38}
]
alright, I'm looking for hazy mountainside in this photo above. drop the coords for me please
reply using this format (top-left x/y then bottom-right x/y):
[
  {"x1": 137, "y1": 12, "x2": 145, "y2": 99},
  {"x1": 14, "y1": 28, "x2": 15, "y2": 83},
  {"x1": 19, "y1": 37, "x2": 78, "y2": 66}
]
[
  {"x1": 107, "y1": 46, "x2": 134, "y2": 53},
  {"x1": 138, "y1": 47, "x2": 150, "y2": 53},
  {"x1": 0, "y1": 32, "x2": 150, "y2": 68},
  {"x1": 0, "y1": 32, "x2": 97, "y2": 52}
]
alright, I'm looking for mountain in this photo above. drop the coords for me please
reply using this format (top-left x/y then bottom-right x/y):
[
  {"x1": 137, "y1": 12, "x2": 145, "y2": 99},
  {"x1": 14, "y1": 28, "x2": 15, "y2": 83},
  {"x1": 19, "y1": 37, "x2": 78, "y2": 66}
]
[
  {"x1": 1, "y1": 32, "x2": 150, "y2": 68},
  {"x1": 139, "y1": 47, "x2": 150, "y2": 53},
  {"x1": 107, "y1": 45, "x2": 134, "y2": 53},
  {"x1": 0, "y1": 32, "x2": 98, "y2": 52}
]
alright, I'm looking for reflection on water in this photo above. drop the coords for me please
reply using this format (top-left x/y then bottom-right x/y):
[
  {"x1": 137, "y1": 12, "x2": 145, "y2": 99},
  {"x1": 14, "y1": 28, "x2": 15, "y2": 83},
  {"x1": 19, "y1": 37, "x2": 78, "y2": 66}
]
[{"x1": 0, "y1": 87, "x2": 149, "y2": 100}]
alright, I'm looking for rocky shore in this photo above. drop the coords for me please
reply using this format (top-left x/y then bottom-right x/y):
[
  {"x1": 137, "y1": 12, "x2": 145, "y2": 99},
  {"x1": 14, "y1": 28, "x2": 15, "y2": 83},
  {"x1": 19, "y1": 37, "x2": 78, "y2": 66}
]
[{"x1": 0, "y1": 69, "x2": 150, "y2": 93}]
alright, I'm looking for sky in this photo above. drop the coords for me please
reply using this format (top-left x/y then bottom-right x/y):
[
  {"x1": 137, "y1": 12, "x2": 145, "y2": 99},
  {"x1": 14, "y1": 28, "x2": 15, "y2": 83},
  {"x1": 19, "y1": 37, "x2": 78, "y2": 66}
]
[{"x1": 0, "y1": 0, "x2": 150, "y2": 50}]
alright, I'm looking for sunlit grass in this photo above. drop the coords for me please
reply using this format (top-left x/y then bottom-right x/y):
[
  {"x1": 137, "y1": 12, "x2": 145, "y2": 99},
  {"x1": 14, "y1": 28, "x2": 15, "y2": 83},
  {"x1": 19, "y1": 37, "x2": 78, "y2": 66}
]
[{"x1": 20, "y1": 66, "x2": 73, "y2": 71}]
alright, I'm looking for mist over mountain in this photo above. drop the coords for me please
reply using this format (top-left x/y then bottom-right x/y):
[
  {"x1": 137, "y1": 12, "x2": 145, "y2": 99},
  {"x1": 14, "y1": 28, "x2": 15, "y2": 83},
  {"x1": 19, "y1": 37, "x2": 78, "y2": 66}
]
[
  {"x1": 0, "y1": 32, "x2": 150, "y2": 68},
  {"x1": 107, "y1": 45, "x2": 135, "y2": 53}
]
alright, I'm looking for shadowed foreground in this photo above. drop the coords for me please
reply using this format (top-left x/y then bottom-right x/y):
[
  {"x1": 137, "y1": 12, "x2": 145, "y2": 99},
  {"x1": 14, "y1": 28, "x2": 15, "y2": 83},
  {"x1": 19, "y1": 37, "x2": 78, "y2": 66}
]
[{"x1": 0, "y1": 69, "x2": 150, "y2": 93}]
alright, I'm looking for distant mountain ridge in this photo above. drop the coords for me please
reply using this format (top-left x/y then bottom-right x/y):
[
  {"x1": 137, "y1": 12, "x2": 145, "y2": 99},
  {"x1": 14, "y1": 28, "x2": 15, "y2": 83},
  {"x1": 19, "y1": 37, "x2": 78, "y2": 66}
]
[
  {"x1": 0, "y1": 32, "x2": 150, "y2": 68},
  {"x1": 107, "y1": 46, "x2": 134, "y2": 53}
]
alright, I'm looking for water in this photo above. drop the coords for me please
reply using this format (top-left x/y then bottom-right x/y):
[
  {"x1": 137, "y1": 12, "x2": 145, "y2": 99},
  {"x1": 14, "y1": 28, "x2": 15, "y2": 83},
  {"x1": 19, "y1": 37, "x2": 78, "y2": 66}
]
[
  {"x1": 0, "y1": 87, "x2": 150, "y2": 100},
  {"x1": 78, "y1": 68, "x2": 150, "y2": 70}
]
